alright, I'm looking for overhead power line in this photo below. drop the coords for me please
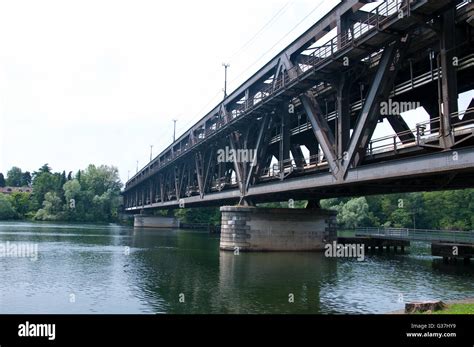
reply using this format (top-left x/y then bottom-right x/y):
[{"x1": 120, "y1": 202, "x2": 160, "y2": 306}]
[
  {"x1": 229, "y1": 0, "x2": 327, "y2": 87},
  {"x1": 226, "y1": 1, "x2": 294, "y2": 62}
]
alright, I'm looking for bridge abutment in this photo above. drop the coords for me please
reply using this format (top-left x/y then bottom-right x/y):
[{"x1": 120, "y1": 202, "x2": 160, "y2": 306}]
[{"x1": 219, "y1": 206, "x2": 336, "y2": 251}]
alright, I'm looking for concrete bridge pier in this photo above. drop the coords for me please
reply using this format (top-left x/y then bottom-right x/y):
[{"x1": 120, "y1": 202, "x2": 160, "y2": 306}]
[{"x1": 219, "y1": 206, "x2": 337, "y2": 252}]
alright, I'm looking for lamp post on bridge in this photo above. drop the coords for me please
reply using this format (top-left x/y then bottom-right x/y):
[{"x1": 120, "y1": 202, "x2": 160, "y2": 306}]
[
  {"x1": 222, "y1": 63, "x2": 230, "y2": 100},
  {"x1": 172, "y1": 119, "x2": 177, "y2": 143}
]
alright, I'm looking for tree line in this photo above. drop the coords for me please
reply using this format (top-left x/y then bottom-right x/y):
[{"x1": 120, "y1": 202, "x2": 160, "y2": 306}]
[
  {"x1": 0, "y1": 167, "x2": 31, "y2": 187},
  {"x1": 320, "y1": 190, "x2": 474, "y2": 231},
  {"x1": 0, "y1": 164, "x2": 122, "y2": 222}
]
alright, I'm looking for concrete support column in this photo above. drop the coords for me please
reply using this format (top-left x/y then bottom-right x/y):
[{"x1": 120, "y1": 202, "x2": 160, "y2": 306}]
[{"x1": 219, "y1": 206, "x2": 337, "y2": 251}]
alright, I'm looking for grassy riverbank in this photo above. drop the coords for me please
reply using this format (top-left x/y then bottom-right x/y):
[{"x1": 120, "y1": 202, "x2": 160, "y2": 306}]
[{"x1": 430, "y1": 303, "x2": 474, "y2": 314}]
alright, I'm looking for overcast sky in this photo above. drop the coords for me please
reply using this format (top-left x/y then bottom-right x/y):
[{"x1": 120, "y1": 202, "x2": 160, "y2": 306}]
[{"x1": 0, "y1": 0, "x2": 472, "y2": 185}]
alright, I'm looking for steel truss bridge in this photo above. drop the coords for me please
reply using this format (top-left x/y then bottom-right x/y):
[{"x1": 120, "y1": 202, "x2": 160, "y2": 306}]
[{"x1": 123, "y1": 0, "x2": 474, "y2": 211}]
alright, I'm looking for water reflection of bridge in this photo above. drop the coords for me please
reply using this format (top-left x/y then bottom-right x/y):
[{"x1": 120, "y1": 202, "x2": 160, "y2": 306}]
[{"x1": 128, "y1": 228, "x2": 339, "y2": 313}]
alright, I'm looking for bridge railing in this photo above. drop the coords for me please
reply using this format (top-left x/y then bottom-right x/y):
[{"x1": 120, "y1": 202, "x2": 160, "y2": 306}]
[
  {"x1": 356, "y1": 227, "x2": 474, "y2": 244},
  {"x1": 366, "y1": 107, "x2": 474, "y2": 156},
  {"x1": 260, "y1": 106, "x2": 474, "y2": 178},
  {"x1": 415, "y1": 107, "x2": 474, "y2": 147},
  {"x1": 366, "y1": 129, "x2": 415, "y2": 156},
  {"x1": 260, "y1": 152, "x2": 331, "y2": 178}
]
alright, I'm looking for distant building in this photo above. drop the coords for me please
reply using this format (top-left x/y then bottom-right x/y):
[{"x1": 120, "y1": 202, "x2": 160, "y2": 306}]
[{"x1": 0, "y1": 186, "x2": 33, "y2": 194}]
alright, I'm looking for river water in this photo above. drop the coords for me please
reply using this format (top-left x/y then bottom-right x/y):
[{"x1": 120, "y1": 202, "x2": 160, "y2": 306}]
[{"x1": 0, "y1": 222, "x2": 472, "y2": 314}]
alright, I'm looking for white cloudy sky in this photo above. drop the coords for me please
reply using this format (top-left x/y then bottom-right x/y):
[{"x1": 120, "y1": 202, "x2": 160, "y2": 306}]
[{"x1": 0, "y1": 0, "x2": 472, "y2": 184}]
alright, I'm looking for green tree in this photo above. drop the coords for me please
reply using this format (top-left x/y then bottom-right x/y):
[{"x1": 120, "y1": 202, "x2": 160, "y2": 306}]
[
  {"x1": 324, "y1": 190, "x2": 474, "y2": 230},
  {"x1": 174, "y1": 207, "x2": 220, "y2": 225},
  {"x1": 80, "y1": 165, "x2": 122, "y2": 195},
  {"x1": 32, "y1": 167, "x2": 60, "y2": 208},
  {"x1": 63, "y1": 179, "x2": 81, "y2": 202},
  {"x1": 72, "y1": 165, "x2": 122, "y2": 222},
  {"x1": 337, "y1": 197, "x2": 369, "y2": 229},
  {"x1": 20, "y1": 171, "x2": 32, "y2": 187},
  {"x1": 9, "y1": 192, "x2": 31, "y2": 218},
  {"x1": 389, "y1": 208, "x2": 412, "y2": 228},
  {"x1": 0, "y1": 173, "x2": 5, "y2": 187},
  {"x1": 0, "y1": 163, "x2": 125, "y2": 222},
  {"x1": 6, "y1": 167, "x2": 23, "y2": 187},
  {"x1": 35, "y1": 164, "x2": 52, "y2": 175},
  {"x1": 60, "y1": 171, "x2": 67, "y2": 187},
  {"x1": 63, "y1": 179, "x2": 81, "y2": 220},
  {"x1": 0, "y1": 194, "x2": 15, "y2": 219},
  {"x1": 34, "y1": 192, "x2": 64, "y2": 221},
  {"x1": 320, "y1": 198, "x2": 343, "y2": 210}
]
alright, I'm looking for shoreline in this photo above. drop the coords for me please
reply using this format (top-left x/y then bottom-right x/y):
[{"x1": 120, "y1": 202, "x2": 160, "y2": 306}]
[{"x1": 387, "y1": 297, "x2": 474, "y2": 314}]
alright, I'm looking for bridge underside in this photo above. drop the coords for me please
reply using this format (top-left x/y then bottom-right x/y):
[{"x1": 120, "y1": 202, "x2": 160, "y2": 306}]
[{"x1": 123, "y1": 0, "x2": 474, "y2": 212}]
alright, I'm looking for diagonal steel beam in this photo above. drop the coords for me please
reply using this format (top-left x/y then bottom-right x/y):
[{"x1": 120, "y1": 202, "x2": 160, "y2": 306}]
[
  {"x1": 245, "y1": 114, "x2": 270, "y2": 192},
  {"x1": 195, "y1": 152, "x2": 204, "y2": 199},
  {"x1": 339, "y1": 37, "x2": 410, "y2": 179},
  {"x1": 386, "y1": 114, "x2": 415, "y2": 144},
  {"x1": 336, "y1": 73, "x2": 351, "y2": 160},
  {"x1": 281, "y1": 49, "x2": 339, "y2": 177},
  {"x1": 203, "y1": 145, "x2": 215, "y2": 196},
  {"x1": 291, "y1": 143, "x2": 306, "y2": 170},
  {"x1": 254, "y1": 117, "x2": 274, "y2": 178},
  {"x1": 300, "y1": 92, "x2": 339, "y2": 176},
  {"x1": 273, "y1": 53, "x2": 298, "y2": 90},
  {"x1": 178, "y1": 162, "x2": 187, "y2": 199}
]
